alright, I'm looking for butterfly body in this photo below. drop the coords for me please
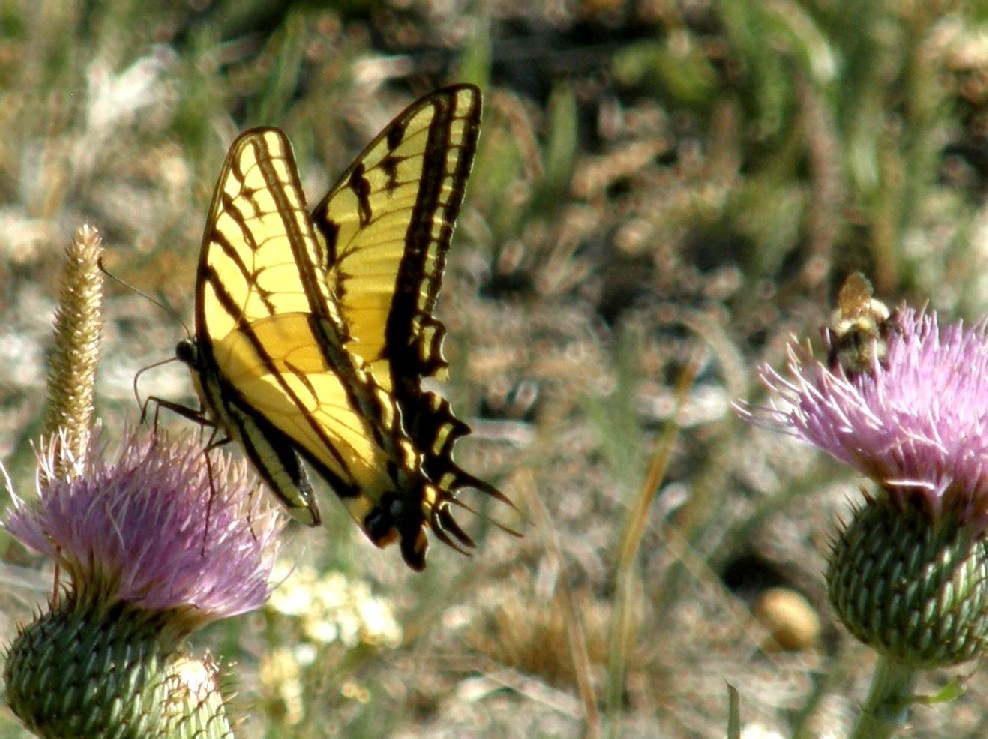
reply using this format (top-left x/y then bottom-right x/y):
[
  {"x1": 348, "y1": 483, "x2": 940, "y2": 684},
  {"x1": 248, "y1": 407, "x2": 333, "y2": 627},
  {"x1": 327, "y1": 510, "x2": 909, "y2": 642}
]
[{"x1": 178, "y1": 85, "x2": 506, "y2": 569}]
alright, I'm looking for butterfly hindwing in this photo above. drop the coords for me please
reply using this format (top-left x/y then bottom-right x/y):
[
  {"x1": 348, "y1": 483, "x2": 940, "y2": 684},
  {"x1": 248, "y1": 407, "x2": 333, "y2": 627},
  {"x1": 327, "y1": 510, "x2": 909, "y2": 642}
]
[{"x1": 179, "y1": 85, "x2": 507, "y2": 570}]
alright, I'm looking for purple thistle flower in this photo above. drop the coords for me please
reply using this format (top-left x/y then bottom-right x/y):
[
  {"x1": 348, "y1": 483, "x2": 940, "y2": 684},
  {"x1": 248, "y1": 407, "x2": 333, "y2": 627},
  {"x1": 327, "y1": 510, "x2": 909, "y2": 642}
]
[
  {"x1": 742, "y1": 302, "x2": 988, "y2": 673},
  {"x1": 3, "y1": 428, "x2": 285, "y2": 736},
  {"x1": 5, "y1": 428, "x2": 284, "y2": 625},
  {"x1": 750, "y1": 307, "x2": 988, "y2": 534}
]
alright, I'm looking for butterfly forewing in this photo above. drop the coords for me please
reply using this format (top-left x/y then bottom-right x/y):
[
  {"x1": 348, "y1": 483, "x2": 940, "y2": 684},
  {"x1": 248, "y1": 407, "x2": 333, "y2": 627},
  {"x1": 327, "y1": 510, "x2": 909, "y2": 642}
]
[
  {"x1": 202, "y1": 130, "x2": 343, "y2": 337},
  {"x1": 311, "y1": 86, "x2": 481, "y2": 385}
]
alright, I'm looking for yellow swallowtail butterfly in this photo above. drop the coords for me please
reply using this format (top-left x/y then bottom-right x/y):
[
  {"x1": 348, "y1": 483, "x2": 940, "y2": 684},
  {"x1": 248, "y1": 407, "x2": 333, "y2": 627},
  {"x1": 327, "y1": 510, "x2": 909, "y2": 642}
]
[{"x1": 174, "y1": 85, "x2": 508, "y2": 570}]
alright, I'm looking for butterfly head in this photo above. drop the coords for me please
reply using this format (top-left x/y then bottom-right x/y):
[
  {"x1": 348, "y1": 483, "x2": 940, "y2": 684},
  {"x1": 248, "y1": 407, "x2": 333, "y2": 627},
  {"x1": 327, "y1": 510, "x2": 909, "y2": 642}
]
[
  {"x1": 174, "y1": 338, "x2": 208, "y2": 401},
  {"x1": 175, "y1": 338, "x2": 197, "y2": 367}
]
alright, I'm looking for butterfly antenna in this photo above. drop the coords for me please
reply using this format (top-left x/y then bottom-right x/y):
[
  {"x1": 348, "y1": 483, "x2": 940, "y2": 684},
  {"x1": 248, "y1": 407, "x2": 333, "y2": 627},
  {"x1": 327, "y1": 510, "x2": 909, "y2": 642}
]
[
  {"x1": 97, "y1": 254, "x2": 192, "y2": 339},
  {"x1": 97, "y1": 255, "x2": 195, "y2": 415}
]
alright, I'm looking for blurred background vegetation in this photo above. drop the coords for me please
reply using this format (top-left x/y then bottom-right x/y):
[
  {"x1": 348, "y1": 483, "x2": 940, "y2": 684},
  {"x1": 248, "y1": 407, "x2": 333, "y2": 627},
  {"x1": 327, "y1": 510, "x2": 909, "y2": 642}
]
[{"x1": 1, "y1": 0, "x2": 988, "y2": 736}]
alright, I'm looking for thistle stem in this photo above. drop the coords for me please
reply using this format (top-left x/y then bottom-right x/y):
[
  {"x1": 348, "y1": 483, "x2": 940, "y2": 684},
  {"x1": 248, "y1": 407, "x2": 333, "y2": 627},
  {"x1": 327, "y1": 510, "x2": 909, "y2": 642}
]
[{"x1": 849, "y1": 656, "x2": 917, "y2": 739}]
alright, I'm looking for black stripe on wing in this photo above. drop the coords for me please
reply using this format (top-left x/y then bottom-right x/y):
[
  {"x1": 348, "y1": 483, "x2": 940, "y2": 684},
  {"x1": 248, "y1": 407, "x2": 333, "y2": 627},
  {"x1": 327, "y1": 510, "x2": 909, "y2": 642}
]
[{"x1": 386, "y1": 87, "x2": 481, "y2": 389}]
